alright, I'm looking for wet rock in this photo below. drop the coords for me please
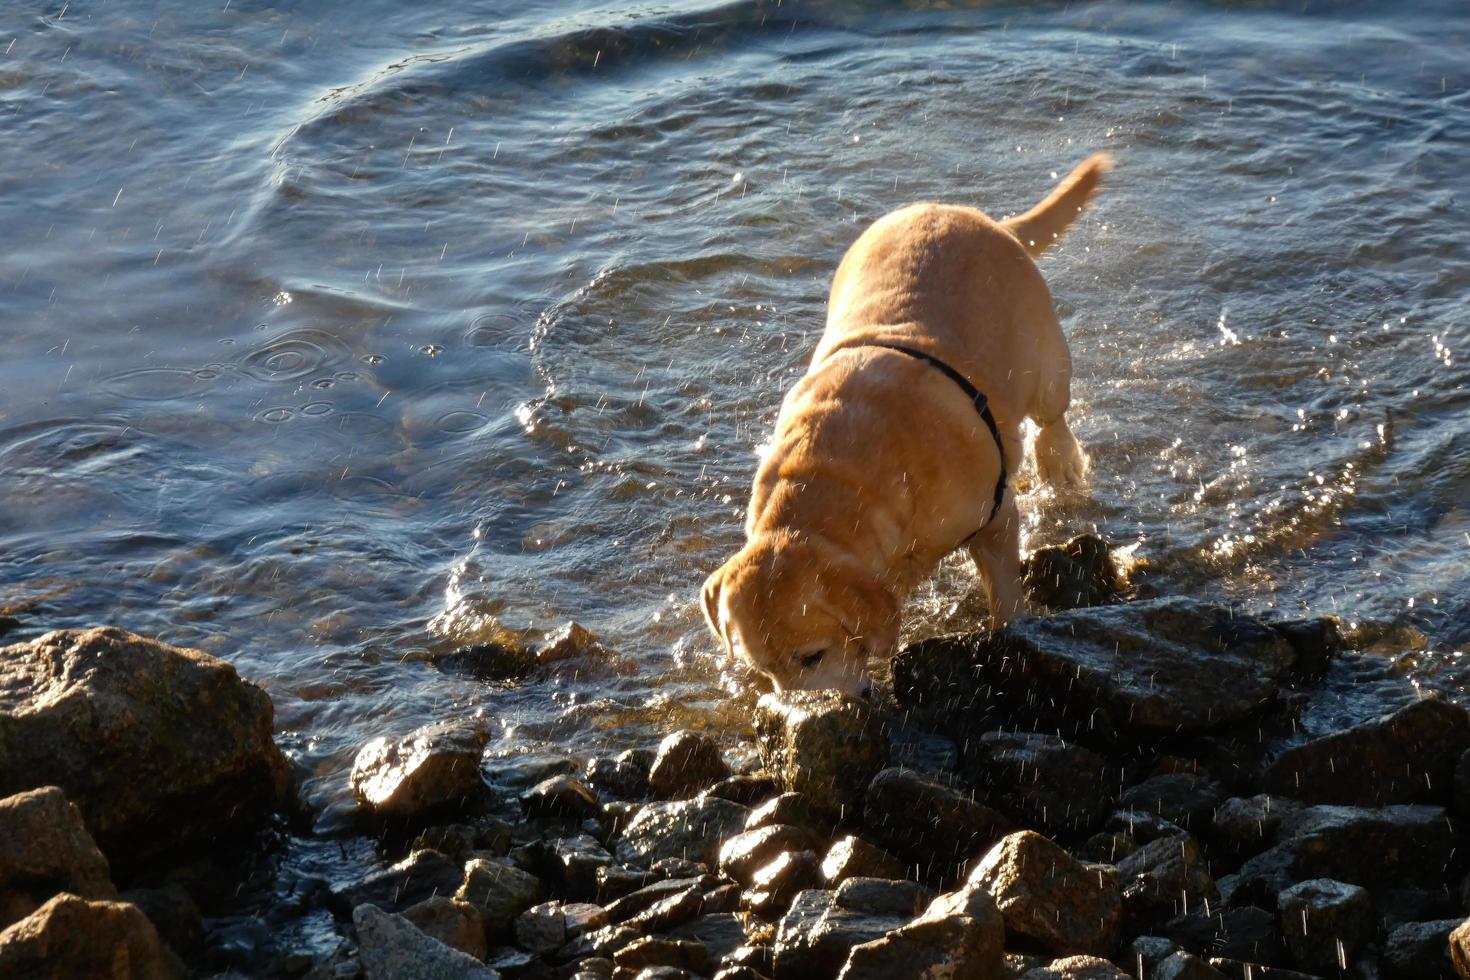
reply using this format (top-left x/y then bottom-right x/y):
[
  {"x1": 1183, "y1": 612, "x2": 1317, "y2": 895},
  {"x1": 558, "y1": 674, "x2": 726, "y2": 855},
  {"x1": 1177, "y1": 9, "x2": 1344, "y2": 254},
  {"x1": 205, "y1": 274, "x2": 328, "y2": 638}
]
[
  {"x1": 523, "y1": 775, "x2": 603, "y2": 822},
  {"x1": 404, "y1": 896, "x2": 488, "y2": 960},
  {"x1": 1210, "y1": 796, "x2": 1301, "y2": 861},
  {"x1": 0, "y1": 786, "x2": 116, "y2": 930},
  {"x1": 354, "y1": 903, "x2": 499, "y2": 979},
  {"x1": 1269, "y1": 617, "x2": 1341, "y2": 678},
  {"x1": 834, "y1": 876, "x2": 931, "y2": 917},
  {"x1": 605, "y1": 876, "x2": 712, "y2": 925},
  {"x1": 651, "y1": 856, "x2": 709, "y2": 880},
  {"x1": 1232, "y1": 804, "x2": 1455, "y2": 905},
  {"x1": 713, "y1": 967, "x2": 769, "y2": 980},
  {"x1": 456, "y1": 858, "x2": 545, "y2": 934},
  {"x1": 1277, "y1": 878, "x2": 1374, "y2": 974},
  {"x1": 1017, "y1": 955, "x2": 1131, "y2": 979},
  {"x1": 888, "y1": 724, "x2": 961, "y2": 777},
  {"x1": 863, "y1": 768, "x2": 1013, "y2": 881},
  {"x1": 615, "y1": 937, "x2": 710, "y2": 974},
  {"x1": 704, "y1": 773, "x2": 781, "y2": 807},
  {"x1": 838, "y1": 880, "x2": 1004, "y2": 980},
  {"x1": 0, "y1": 892, "x2": 181, "y2": 979},
  {"x1": 968, "y1": 830, "x2": 1121, "y2": 956},
  {"x1": 1116, "y1": 834, "x2": 1219, "y2": 930},
  {"x1": 701, "y1": 882, "x2": 740, "y2": 914},
  {"x1": 756, "y1": 691, "x2": 888, "y2": 823},
  {"x1": 968, "y1": 731, "x2": 1113, "y2": 834},
  {"x1": 1118, "y1": 774, "x2": 1222, "y2": 831},
  {"x1": 513, "y1": 900, "x2": 566, "y2": 954},
  {"x1": 596, "y1": 865, "x2": 661, "y2": 903},
  {"x1": 722, "y1": 943, "x2": 776, "y2": 975},
  {"x1": 623, "y1": 883, "x2": 705, "y2": 932},
  {"x1": 1105, "y1": 809, "x2": 1186, "y2": 846},
  {"x1": 1453, "y1": 920, "x2": 1470, "y2": 980},
  {"x1": 648, "y1": 731, "x2": 731, "y2": 800},
  {"x1": 1021, "y1": 534, "x2": 1128, "y2": 610},
  {"x1": 821, "y1": 836, "x2": 905, "y2": 886},
  {"x1": 434, "y1": 638, "x2": 535, "y2": 682},
  {"x1": 121, "y1": 885, "x2": 205, "y2": 964},
  {"x1": 1162, "y1": 907, "x2": 1282, "y2": 966},
  {"x1": 554, "y1": 833, "x2": 617, "y2": 898},
  {"x1": 331, "y1": 849, "x2": 464, "y2": 916},
  {"x1": 1122, "y1": 935, "x2": 1183, "y2": 975},
  {"x1": 720, "y1": 826, "x2": 823, "y2": 889},
  {"x1": 615, "y1": 797, "x2": 750, "y2": 868},
  {"x1": 587, "y1": 757, "x2": 652, "y2": 801},
  {"x1": 555, "y1": 923, "x2": 642, "y2": 963},
  {"x1": 743, "y1": 850, "x2": 822, "y2": 918},
  {"x1": 1155, "y1": 951, "x2": 1230, "y2": 980},
  {"x1": 747, "y1": 793, "x2": 824, "y2": 836},
  {"x1": 1261, "y1": 698, "x2": 1470, "y2": 807},
  {"x1": 1381, "y1": 918, "x2": 1460, "y2": 980},
  {"x1": 352, "y1": 719, "x2": 492, "y2": 825},
  {"x1": 669, "y1": 912, "x2": 749, "y2": 965},
  {"x1": 0, "y1": 627, "x2": 288, "y2": 870},
  {"x1": 538, "y1": 622, "x2": 601, "y2": 664},
  {"x1": 1202, "y1": 960, "x2": 1324, "y2": 980},
  {"x1": 564, "y1": 901, "x2": 610, "y2": 939},
  {"x1": 1077, "y1": 832, "x2": 1138, "y2": 864},
  {"x1": 626, "y1": 969, "x2": 696, "y2": 980},
  {"x1": 771, "y1": 887, "x2": 911, "y2": 980}
]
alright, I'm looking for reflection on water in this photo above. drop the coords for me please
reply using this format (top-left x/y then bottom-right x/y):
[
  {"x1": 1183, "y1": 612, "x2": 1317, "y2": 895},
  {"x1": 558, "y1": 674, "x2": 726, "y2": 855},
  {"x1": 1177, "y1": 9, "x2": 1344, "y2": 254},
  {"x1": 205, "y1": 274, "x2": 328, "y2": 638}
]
[{"x1": 3, "y1": 0, "x2": 1470, "y2": 919}]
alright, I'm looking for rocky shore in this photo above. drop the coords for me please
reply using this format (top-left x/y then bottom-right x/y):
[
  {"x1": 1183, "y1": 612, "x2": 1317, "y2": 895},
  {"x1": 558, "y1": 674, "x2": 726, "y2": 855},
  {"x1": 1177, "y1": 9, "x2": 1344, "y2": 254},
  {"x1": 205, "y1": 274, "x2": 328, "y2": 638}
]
[{"x1": 5, "y1": 536, "x2": 1470, "y2": 979}]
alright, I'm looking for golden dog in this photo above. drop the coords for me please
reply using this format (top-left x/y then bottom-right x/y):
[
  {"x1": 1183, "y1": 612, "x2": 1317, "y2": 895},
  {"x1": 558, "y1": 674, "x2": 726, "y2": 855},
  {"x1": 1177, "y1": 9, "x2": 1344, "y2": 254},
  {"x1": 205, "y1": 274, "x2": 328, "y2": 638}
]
[{"x1": 702, "y1": 154, "x2": 1111, "y2": 695}]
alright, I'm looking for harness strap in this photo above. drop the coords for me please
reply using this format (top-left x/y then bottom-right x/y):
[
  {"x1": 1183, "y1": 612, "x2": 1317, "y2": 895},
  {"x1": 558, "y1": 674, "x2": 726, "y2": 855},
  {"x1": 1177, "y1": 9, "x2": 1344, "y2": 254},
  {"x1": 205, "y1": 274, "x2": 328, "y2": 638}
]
[{"x1": 861, "y1": 342, "x2": 1008, "y2": 527}]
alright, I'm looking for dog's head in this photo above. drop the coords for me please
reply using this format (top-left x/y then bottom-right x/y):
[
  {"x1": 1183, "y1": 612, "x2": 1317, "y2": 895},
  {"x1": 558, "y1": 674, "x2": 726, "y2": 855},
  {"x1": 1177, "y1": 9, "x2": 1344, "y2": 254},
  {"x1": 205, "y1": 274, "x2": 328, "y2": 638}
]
[{"x1": 700, "y1": 531, "x2": 899, "y2": 696}]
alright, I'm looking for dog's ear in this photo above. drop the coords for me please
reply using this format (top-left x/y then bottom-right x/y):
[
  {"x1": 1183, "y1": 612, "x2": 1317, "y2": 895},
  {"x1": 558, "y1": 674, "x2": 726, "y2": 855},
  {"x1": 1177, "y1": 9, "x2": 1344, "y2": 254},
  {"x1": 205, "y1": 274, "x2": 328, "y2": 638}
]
[
  {"x1": 700, "y1": 566, "x2": 729, "y2": 655},
  {"x1": 828, "y1": 561, "x2": 900, "y2": 654}
]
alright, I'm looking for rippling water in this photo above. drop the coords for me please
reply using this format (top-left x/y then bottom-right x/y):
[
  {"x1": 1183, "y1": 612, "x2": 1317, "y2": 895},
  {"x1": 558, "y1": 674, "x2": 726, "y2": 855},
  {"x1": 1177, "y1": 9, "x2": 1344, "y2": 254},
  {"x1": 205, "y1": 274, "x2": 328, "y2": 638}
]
[{"x1": 3, "y1": 0, "x2": 1469, "y2": 938}]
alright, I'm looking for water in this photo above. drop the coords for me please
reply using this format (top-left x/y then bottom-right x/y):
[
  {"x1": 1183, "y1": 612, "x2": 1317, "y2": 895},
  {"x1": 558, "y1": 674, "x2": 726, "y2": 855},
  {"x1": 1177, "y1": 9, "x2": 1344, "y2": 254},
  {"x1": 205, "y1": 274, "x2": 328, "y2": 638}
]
[{"x1": 3, "y1": 0, "x2": 1469, "y2": 945}]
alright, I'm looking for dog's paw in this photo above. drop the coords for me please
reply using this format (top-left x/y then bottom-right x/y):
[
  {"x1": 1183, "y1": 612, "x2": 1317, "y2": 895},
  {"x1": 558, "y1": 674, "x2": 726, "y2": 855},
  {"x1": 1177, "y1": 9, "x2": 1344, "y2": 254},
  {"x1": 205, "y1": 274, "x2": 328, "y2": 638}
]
[{"x1": 1034, "y1": 424, "x2": 1090, "y2": 488}]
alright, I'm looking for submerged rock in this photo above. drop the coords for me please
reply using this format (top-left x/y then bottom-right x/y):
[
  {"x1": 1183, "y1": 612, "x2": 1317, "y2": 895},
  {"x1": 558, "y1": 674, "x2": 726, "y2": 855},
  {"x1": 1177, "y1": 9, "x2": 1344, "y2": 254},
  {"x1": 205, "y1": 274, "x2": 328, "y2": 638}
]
[
  {"x1": 0, "y1": 892, "x2": 180, "y2": 980},
  {"x1": 331, "y1": 849, "x2": 464, "y2": 917},
  {"x1": 1261, "y1": 697, "x2": 1470, "y2": 807},
  {"x1": 615, "y1": 797, "x2": 750, "y2": 868},
  {"x1": 756, "y1": 691, "x2": 888, "y2": 823},
  {"x1": 968, "y1": 830, "x2": 1121, "y2": 957},
  {"x1": 648, "y1": 731, "x2": 731, "y2": 800},
  {"x1": 0, "y1": 786, "x2": 117, "y2": 930},
  {"x1": 351, "y1": 719, "x2": 492, "y2": 825},
  {"x1": 0, "y1": 627, "x2": 288, "y2": 870},
  {"x1": 1021, "y1": 534, "x2": 1128, "y2": 610},
  {"x1": 353, "y1": 903, "x2": 499, "y2": 979},
  {"x1": 863, "y1": 768, "x2": 1012, "y2": 881}
]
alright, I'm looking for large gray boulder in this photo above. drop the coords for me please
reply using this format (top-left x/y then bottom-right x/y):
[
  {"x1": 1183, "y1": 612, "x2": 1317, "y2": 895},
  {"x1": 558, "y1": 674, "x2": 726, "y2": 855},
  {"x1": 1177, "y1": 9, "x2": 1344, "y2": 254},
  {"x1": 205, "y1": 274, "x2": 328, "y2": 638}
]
[
  {"x1": 0, "y1": 787, "x2": 116, "y2": 930},
  {"x1": 0, "y1": 892, "x2": 180, "y2": 979},
  {"x1": 756, "y1": 691, "x2": 888, "y2": 823},
  {"x1": 0, "y1": 627, "x2": 288, "y2": 870}
]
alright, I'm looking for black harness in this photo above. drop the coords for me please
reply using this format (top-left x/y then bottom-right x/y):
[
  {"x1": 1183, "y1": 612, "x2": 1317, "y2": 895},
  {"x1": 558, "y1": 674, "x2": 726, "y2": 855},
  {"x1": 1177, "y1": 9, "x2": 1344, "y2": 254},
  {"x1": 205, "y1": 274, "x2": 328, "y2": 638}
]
[{"x1": 860, "y1": 342, "x2": 1008, "y2": 531}]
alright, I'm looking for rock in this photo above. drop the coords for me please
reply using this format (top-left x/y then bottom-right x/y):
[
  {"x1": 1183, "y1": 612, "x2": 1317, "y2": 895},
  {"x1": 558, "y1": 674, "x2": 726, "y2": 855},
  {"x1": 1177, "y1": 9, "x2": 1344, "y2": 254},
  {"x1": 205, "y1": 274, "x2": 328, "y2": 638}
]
[
  {"x1": 720, "y1": 826, "x2": 823, "y2": 889},
  {"x1": 821, "y1": 836, "x2": 906, "y2": 885},
  {"x1": 756, "y1": 691, "x2": 888, "y2": 822},
  {"x1": 651, "y1": 856, "x2": 709, "y2": 880},
  {"x1": 352, "y1": 720, "x2": 492, "y2": 825},
  {"x1": 1453, "y1": 920, "x2": 1470, "y2": 980},
  {"x1": 1381, "y1": 918, "x2": 1461, "y2": 980},
  {"x1": 1155, "y1": 951, "x2": 1230, "y2": 980},
  {"x1": 704, "y1": 773, "x2": 781, "y2": 807},
  {"x1": 623, "y1": 883, "x2": 705, "y2": 933},
  {"x1": 353, "y1": 903, "x2": 499, "y2": 979},
  {"x1": 888, "y1": 724, "x2": 961, "y2": 777},
  {"x1": 1116, "y1": 834, "x2": 1219, "y2": 929},
  {"x1": 743, "y1": 850, "x2": 823, "y2": 918},
  {"x1": 1118, "y1": 774, "x2": 1222, "y2": 831},
  {"x1": 587, "y1": 756, "x2": 652, "y2": 801},
  {"x1": 331, "y1": 849, "x2": 465, "y2": 916},
  {"x1": 564, "y1": 901, "x2": 610, "y2": 939},
  {"x1": 967, "y1": 731, "x2": 1113, "y2": 834},
  {"x1": 771, "y1": 888, "x2": 911, "y2": 980},
  {"x1": 538, "y1": 622, "x2": 601, "y2": 664},
  {"x1": 456, "y1": 859, "x2": 545, "y2": 934},
  {"x1": 0, "y1": 787, "x2": 117, "y2": 930},
  {"x1": 1021, "y1": 534, "x2": 1127, "y2": 610},
  {"x1": 1277, "y1": 878, "x2": 1374, "y2": 974},
  {"x1": 433, "y1": 638, "x2": 535, "y2": 682},
  {"x1": 404, "y1": 896, "x2": 488, "y2": 960},
  {"x1": 522, "y1": 775, "x2": 603, "y2": 821},
  {"x1": 1121, "y1": 935, "x2": 1183, "y2": 975},
  {"x1": 863, "y1": 768, "x2": 1013, "y2": 881},
  {"x1": 834, "y1": 877, "x2": 931, "y2": 917},
  {"x1": 747, "y1": 793, "x2": 825, "y2": 836},
  {"x1": 648, "y1": 731, "x2": 731, "y2": 799},
  {"x1": 722, "y1": 943, "x2": 776, "y2": 975},
  {"x1": 615, "y1": 937, "x2": 710, "y2": 974},
  {"x1": 1269, "y1": 617, "x2": 1340, "y2": 678},
  {"x1": 1202, "y1": 960, "x2": 1324, "y2": 980},
  {"x1": 120, "y1": 885, "x2": 205, "y2": 964},
  {"x1": 1017, "y1": 955, "x2": 1131, "y2": 979},
  {"x1": 615, "y1": 797, "x2": 750, "y2": 868},
  {"x1": 0, "y1": 627, "x2": 288, "y2": 870},
  {"x1": 605, "y1": 876, "x2": 714, "y2": 926},
  {"x1": 1077, "y1": 833, "x2": 1138, "y2": 864},
  {"x1": 0, "y1": 892, "x2": 181, "y2": 979},
  {"x1": 1104, "y1": 809, "x2": 1186, "y2": 846},
  {"x1": 701, "y1": 883, "x2": 740, "y2": 914},
  {"x1": 713, "y1": 967, "x2": 770, "y2": 980},
  {"x1": 1161, "y1": 907, "x2": 1282, "y2": 966},
  {"x1": 1211, "y1": 796, "x2": 1301, "y2": 861},
  {"x1": 554, "y1": 923, "x2": 642, "y2": 963},
  {"x1": 627, "y1": 969, "x2": 695, "y2": 980},
  {"x1": 1261, "y1": 698, "x2": 1470, "y2": 807},
  {"x1": 967, "y1": 830, "x2": 1120, "y2": 957},
  {"x1": 837, "y1": 881, "x2": 1004, "y2": 980},
  {"x1": 553, "y1": 833, "x2": 617, "y2": 899},
  {"x1": 514, "y1": 901, "x2": 566, "y2": 954},
  {"x1": 669, "y1": 912, "x2": 750, "y2": 965}
]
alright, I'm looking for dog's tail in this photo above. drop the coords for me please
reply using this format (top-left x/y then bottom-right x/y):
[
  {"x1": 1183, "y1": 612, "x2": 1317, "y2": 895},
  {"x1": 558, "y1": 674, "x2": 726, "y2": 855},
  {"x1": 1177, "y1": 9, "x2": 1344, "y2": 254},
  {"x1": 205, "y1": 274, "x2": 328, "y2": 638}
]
[{"x1": 1003, "y1": 152, "x2": 1113, "y2": 259}]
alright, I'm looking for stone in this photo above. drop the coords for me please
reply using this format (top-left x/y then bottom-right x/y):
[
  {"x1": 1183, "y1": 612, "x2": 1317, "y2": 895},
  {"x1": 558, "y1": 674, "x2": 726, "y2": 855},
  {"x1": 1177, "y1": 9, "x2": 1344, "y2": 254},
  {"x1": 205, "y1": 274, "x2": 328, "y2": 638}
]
[
  {"x1": 456, "y1": 858, "x2": 545, "y2": 933},
  {"x1": 432, "y1": 638, "x2": 535, "y2": 682},
  {"x1": 863, "y1": 768, "x2": 1013, "y2": 882},
  {"x1": 564, "y1": 901, "x2": 610, "y2": 938},
  {"x1": 331, "y1": 849, "x2": 464, "y2": 916},
  {"x1": 595, "y1": 865, "x2": 656, "y2": 902},
  {"x1": 0, "y1": 892, "x2": 181, "y2": 979},
  {"x1": 821, "y1": 836, "x2": 906, "y2": 885},
  {"x1": 838, "y1": 881, "x2": 1004, "y2": 980},
  {"x1": 1210, "y1": 796, "x2": 1301, "y2": 861},
  {"x1": 1155, "y1": 951, "x2": 1229, "y2": 980},
  {"x1": 1453, "y1": 920, "x2": 1470, "y2": 980},
  {"x1": 0, "y1": 627, "x2": 288, "y2": 870},
  {"x1": 1121, "y1": 935, "x2": 1183, "y2": 975},
  {"x1": 1077, "y1": 833, "x2": 1137, "y2": 864},
  {"x1": 1017, "y1": 955, "x2": 1130, "y2": 979},
  {"x1": 713, "y1": 967, "x2": 769, "y2": 980},
  {"x1": 651, "y1": 856, "x2": 709, "y2": 880},
  {"x1": 968, "y1": 731, "x2": 1113, "y2": 834},
  {"x1": 649, "y1": 731, "x2": 731, "y2": 799},
  {"x1": 1202, "y1": 961, "x2": 1323, "y2": 980},
  {"x1": 1104, "y1": 809, "x2": 1186, "y2": 846},
  {"x1": 967, "y1": 830, "x2": 1121, "y2": 957},
  {"x1": 1118, "y1": 774, "x2": 1222, "y2": 831},
  {"x1": 1381, "y1": 918, "x2": 1461, "y2": 980},
  {"x1": 538, "y1": 622, "x2": 601, "y2": 664},
  {"x1": 720, "y1": 826, "x2": 822, "y2": 888},
  {"x1": 1261, "y1": 697, "x2": 1470, "y2": 807},
  {"x1": 553, "y1": 833, "x2": 617, "y2": 898},
  {"x1": 669, "y1": 912, "x2": 750, "y2": 965},
  {"x1": 756, "y1": 691, "x2": 888, "y2": 822},
  {"x1": 352, "y1": 720, "x2": 492, "y2": 825},
  {"x1": 1021, "y1": 534, "x2": 1127, "y2": 610},
  {"x1": 1116, "y1": 834, "x2": 1219, "y2": 929},
  {"x1": 403, "y1": 896, "x2": 488, "y2": 960},
  {"x1": 834, "y1": 877, "x2": 931, "y2": 917},
  {"x1": 747, "y1": 793, "x2": 825, "y2": 836},
  {"x1": 623, "y1": 883, "x2": 705, "y2": 933},
  {"x1": 522, "y1": 775, "x2": 602, "y2": 821},
  {"x1": 353, "y1": 903, "x2": 499, "y2": 979},
  {"x1": 771, "y1": 888, "x2": 911, "y2": 980},
  {"x1": 743, "y1": 850, "x2": 822, "y2": 919},
  {"x1": 1277, "y1": 878, "x2": 1374, "y2": 974},
  {"x1": 627, "y1": 969, "x2": 694, "y2": 980},
  {"x1": 704, "y1": 773, "x2": 781, "y2": 807},
  {"x1": 701, "y1": 883, "x2": 740, "y2": 914},
  {"x1": 0, "y1": 786, "x2": 117, "y2": 930},
  {"x1": 120, "y1": 885, "x2": 205, "y2": 964},
  {"x1": 1269, "y1": 617, "x2": 1341, "y2": 678},
  {"x1": 514, "y1": 901, "x2": 566, "y2": 954},
  {"x1": 614, "y1": 937, "x2": 710, "y2": 974},
  {"x1": 604, "y1": 876, "x2": 711, "y2": 923},
  {"x1": 615, "y1": 797, "x2": 750, "y2": 868},
  {"x1": 1161, "y1": 907, "x2": 1282, "y2": 966},
  {"x1": 554, "y1": 923, "x2": 642, "y2": 963},
  {"x1": 587, "y1": 756, "x2": 652, "y2": 801},
  {"x1": 722, "y1": 943, "x2": 776, "y2": 975}
]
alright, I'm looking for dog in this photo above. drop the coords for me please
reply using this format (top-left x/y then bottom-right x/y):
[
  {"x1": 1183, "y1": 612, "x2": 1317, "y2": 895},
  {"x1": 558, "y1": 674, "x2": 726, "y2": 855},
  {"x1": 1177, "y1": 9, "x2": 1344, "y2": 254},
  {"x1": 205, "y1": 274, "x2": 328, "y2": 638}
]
[{"x1": 701, "y1": 154, "x2": 1111, "y2": 696}]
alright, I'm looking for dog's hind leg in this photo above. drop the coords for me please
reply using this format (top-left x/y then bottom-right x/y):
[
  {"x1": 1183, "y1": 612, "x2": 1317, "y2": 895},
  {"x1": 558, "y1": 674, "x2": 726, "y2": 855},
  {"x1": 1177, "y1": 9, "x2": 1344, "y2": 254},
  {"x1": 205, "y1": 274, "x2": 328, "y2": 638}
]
[
  {"x1": 1029, "y1": 310, "x2": 1090, "y2": 488},
  {"x1": 966, "y1": 489, "x2": 1029, "y2": 629}
]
